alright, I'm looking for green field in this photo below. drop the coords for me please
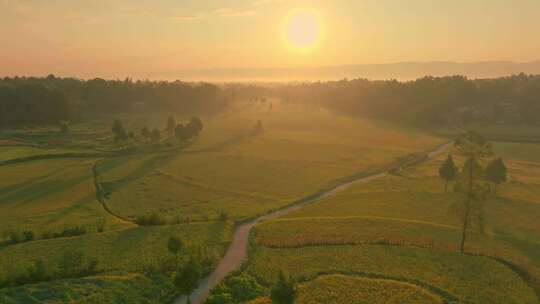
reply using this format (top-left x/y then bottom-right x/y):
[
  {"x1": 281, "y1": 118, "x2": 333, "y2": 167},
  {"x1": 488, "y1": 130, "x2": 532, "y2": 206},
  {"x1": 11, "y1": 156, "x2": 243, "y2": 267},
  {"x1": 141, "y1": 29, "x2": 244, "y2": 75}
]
[
  {"x1": 0, "y1": 273, "x2": 175, "y2": 304},
  {"x1": 0, "y1": 158, "x2": 129, "y2": 235},
  {"x1": 246, "y1": 245, "x2": 537, "y2": 304},
  {"x1": 1, "y1": 102, "x2": 539, "y2": 303},
  {"x1": 296, "y1": 275, "x2": 443, "y2": 304},
  {"x1": 98, "y1": 102, "x2": 443, "y2": 222},
  {"x1": 246, "y1": 140, "x2": 540, "y2": 303},
  {"x1": 0, "y1": 221, "x2": 230, "y2": 282}
]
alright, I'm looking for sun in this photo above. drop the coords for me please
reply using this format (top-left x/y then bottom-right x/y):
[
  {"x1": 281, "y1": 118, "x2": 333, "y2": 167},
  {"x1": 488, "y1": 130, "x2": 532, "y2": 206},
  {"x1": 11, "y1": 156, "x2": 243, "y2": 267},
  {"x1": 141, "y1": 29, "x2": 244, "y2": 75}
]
[{"x1": 284, "y1": 9, "x2": 322, "y2": 52}]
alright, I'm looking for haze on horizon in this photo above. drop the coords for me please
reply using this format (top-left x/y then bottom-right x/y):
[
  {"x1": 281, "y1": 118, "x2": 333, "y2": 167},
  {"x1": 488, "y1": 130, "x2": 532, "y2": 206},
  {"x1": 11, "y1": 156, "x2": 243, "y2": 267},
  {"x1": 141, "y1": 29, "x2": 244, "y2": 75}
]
[{"x1": 1, "y1": 0, "x2": 540, "y2": 81}]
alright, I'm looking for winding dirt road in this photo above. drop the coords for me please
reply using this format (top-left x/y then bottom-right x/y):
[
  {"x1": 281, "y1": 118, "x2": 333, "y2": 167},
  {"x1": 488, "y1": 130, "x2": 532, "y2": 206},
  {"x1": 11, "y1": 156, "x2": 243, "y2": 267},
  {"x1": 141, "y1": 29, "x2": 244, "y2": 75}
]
[{"x1": 174, "y1": 142, "x2": 451, "y2": 304}]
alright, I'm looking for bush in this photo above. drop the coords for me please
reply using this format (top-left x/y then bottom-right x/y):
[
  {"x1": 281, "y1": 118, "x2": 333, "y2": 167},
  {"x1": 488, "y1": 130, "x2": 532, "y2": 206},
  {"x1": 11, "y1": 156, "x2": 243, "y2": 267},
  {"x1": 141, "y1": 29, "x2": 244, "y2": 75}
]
[
  {"x1": 7, "y1": 231, "x2": 23, "y2": 244},
  {"x1": 270, "y1": 272, "x2": 296, "y2": 304},
  {"x1": 207, "y1": 273, "x2": 266, "y2": 304},
  {"x1": 174, "y1": 256, "x2": 201, "y2": 295},
  {"x1": 135, "y1": 213, "x2": 167, "y2": 226},
  {"x1": 22, "y1": 230, "x2": 34, "y2": 241},
  {"x1": 54, "y1": 226, "x2": 87, "y2": 238}
]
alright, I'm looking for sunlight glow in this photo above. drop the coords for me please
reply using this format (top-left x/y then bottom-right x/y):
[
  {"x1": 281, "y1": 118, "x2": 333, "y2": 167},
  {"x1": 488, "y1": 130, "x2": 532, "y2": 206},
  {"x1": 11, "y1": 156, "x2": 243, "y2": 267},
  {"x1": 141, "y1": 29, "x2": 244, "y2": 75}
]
[{"x1": 284, "y1": 9, "x2": 322, "y2": 52}]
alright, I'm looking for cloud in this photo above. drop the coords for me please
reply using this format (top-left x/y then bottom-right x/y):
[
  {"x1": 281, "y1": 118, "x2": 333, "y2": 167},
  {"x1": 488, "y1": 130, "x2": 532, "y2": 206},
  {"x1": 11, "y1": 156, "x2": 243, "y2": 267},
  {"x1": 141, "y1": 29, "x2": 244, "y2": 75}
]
[
  {"x1": 168, "y1": 14, "x2": 204, "y2": 22},
  {"x1": 251, "y1": 0, "x2": 284, "y2": 7},
  {"x1": 213, "y1": 8, "x2": 255, "y2": 18},
  {"x1": 168, "y1": 6, "x2": 256, "y2": 22}
]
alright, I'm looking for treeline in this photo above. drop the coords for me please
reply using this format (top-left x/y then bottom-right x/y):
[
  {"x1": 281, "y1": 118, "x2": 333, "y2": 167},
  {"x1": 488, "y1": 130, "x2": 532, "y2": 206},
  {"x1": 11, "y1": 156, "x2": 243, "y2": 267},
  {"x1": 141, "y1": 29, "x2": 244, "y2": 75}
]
[
  {"x1": 0, "y1": 75, "x2": 228, "y2": 127},
  {"x1": 276, "y1": 74, "x2": 540, "y2": 126}
]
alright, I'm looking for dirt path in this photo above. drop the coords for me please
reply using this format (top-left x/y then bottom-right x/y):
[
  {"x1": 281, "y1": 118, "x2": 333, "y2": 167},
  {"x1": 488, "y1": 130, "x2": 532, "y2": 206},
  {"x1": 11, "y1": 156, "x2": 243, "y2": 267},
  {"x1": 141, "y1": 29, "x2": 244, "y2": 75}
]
[{"x1": 174, "y1": 141, "x2": 451, "y2": 304}]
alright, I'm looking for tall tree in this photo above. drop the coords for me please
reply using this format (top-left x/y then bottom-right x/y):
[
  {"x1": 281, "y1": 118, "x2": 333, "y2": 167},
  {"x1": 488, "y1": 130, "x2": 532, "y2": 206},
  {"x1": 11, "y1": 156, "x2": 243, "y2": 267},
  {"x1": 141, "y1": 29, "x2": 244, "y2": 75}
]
[
  {"x1": 453, "y1": 131, "x2": 492, "y2": 253},
  {"x1": 485, "y1": 158, "x2": 507, "y2": 193},
  {"x1": 439, "y1": 154, "x2": 458, "y2": 192},
  {"x1": 270, "y1": 271, "x2": 296, "y2": 304}
]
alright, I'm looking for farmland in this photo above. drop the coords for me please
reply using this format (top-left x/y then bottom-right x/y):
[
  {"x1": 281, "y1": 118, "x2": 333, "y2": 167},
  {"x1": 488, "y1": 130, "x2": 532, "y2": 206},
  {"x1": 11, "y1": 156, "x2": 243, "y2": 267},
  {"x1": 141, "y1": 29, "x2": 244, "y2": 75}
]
[
  {"x1": 0, "y1": 101, "x2": 450, "y2": 302},
  {"x1": 0, "y1": 100, "x2": 539, "y2": 304},
  {"x1": 296, "y1": 275, "x2": 444, "y2": 304},
  {"x1": 246, "y1": 138, "x2": 540, "y2": 304}
]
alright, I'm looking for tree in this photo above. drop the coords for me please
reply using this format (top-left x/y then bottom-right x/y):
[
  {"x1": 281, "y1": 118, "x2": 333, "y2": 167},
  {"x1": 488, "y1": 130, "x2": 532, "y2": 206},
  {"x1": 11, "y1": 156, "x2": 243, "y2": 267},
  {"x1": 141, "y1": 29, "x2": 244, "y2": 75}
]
[
  {"x1": 167, "y1": 116, "x2": 177, "y2": 131},
  {"x1": 485, "y1": 158, "x2": 507, "y2": 193},
  {"x1": 168, "y1": 236, "x2": 184, "y2": 256},
  {"x1": 439, "y1": 154, "x2": 458, "y2": 192},
  {"x1": 141, "y1": 126, "x2": 151, "y2": 139},
  {"x1": 175, "y1": 256, "x2": 202, "y2": 295},
  {"x1": 452, "y1": 131, "x2": 492, "y2": 253},
  {"x1": 112, "y1": 119, "x2": 128, "y2": 141},
  {"x1": 270, "y1": 271, "x2": 296, "y2": 304}
]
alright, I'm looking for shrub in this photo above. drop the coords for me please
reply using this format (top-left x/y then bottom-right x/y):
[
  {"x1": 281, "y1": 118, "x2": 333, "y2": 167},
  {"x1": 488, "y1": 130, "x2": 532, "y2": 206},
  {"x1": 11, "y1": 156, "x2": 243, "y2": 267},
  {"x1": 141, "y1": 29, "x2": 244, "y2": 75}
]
[
  {"x1": 135, "y1": 213, "x2": 167, "y2": 226},
  {"x1": 270, "y1": 272, "x2": 296, "y2": 304},
  {"x1": 22, "y1": 230, "x2": 34, "y2": 242},
  {"x1": 174, "y1": 256, "x2": 202, "y2": 295}
]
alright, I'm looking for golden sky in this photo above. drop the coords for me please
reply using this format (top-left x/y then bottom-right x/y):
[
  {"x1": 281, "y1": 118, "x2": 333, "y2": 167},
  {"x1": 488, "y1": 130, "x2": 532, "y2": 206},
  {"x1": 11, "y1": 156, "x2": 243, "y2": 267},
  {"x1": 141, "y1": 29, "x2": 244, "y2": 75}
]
[{"x1": 1, "y1": 0, "x2": 539, "y2": 79}]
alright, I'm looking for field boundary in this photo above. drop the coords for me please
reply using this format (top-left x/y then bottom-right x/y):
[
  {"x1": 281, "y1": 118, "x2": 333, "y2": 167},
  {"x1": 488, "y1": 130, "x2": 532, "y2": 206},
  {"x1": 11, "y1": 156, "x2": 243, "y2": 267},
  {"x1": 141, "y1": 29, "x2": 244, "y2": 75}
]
[
  {"x1": 295, "y1": 272, "x2": 464, "y2": 304},
  {"x1": 254, "y1": 241, "x2": 540, "y2": 301},
  {"x1": 0, "y1": 152, "x2": 105, "y2": 166},
  {"x1": 92, "y1": 160, "x2": 135, "y2": 224}
]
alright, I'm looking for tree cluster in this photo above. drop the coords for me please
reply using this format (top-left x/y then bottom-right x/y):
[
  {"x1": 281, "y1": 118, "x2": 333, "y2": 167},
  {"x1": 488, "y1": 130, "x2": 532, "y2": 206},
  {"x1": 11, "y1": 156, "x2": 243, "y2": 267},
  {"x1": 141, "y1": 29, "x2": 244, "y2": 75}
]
[
  {"x1": 275, "y1": 74, "x2": 540, "y2": 127},
  {"x1": 441, "y1": 131, "x2": 508, "y2": 253},
  {"x1": 175, "y1": 117, "x2": 203, "y2": 142},
  {"x1": 0, "y1": 75, "x2": 227, "y2": 127}
]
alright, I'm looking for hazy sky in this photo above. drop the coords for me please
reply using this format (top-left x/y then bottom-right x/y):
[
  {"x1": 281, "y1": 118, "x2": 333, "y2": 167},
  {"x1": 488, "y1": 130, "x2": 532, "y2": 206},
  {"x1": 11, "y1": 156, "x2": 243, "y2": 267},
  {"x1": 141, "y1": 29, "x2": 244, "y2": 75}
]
[{"x1": 1, "y1": 0, "x2": 540, "y2": 78}]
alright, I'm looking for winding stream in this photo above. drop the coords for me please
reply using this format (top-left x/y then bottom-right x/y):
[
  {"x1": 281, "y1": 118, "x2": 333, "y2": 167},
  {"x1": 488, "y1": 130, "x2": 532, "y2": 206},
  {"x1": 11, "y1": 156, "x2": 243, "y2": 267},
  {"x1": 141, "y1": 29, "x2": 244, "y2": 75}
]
[{"x1": 174, "y1": 142, "x2": 451, "y2": 304}]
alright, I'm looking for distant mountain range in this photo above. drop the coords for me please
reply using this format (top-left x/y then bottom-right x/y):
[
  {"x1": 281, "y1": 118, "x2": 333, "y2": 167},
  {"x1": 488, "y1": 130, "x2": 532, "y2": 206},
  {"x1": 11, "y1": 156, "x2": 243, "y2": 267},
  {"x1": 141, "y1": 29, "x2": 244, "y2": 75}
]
[{"x1": 166, "y1": 61, "x2": 540, "y2": 82}]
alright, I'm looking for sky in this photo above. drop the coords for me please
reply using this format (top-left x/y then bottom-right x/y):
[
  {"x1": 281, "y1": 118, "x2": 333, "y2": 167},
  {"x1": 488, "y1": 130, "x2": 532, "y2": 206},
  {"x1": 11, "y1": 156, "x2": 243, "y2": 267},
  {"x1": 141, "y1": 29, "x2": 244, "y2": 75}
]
[{"x1": 1, "y1": 0, "x2": 540, "y2": 79}]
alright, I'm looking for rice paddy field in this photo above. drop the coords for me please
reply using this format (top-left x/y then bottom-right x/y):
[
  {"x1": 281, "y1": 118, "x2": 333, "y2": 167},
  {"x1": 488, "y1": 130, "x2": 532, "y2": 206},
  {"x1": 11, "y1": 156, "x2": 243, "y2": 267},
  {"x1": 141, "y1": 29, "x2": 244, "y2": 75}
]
[
  {"x1": 97, "y1": 101, "x2": 443, "y2": 222},
  {"x1": 245, "y1": 245, "x2": 537, "y2": 304},
  {"x1": 0, "y1": 158, "x2": 128, "y2": 234},
  {"x1": 247, "y1": 139, "x2": 540, "y2": 303},
  {"x1": 0, "y1": 101, "x2": 448, "y2": 302},
  {"x1": 0, "y1": 221, "x2": 230, "y2": 280},
  {"x1": 0, "y1": 273, "x2": 175, "y2": 304},
  {"x1": 2, "y1": 100, "x2": 539, "y2": 303}
]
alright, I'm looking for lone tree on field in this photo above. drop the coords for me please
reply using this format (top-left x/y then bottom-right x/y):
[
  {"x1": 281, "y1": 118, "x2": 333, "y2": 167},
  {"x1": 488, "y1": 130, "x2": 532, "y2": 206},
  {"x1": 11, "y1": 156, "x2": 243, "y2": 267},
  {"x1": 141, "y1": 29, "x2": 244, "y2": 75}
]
[
  {"x1": 453, "y1": 131, "x2": 492, "y2": 253},
  {"x1": 174, "y1": 255, "x2": 201, "y2": 295},
  {"x1": 485, "y1": 158, "x2": 507, "y2": 194},
  {"x1": 439, "y1": 154, "x2": 458, "y2": 192},
  {"x1": 271, "y1": 271, "x2": 296, "y2": 304}
]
